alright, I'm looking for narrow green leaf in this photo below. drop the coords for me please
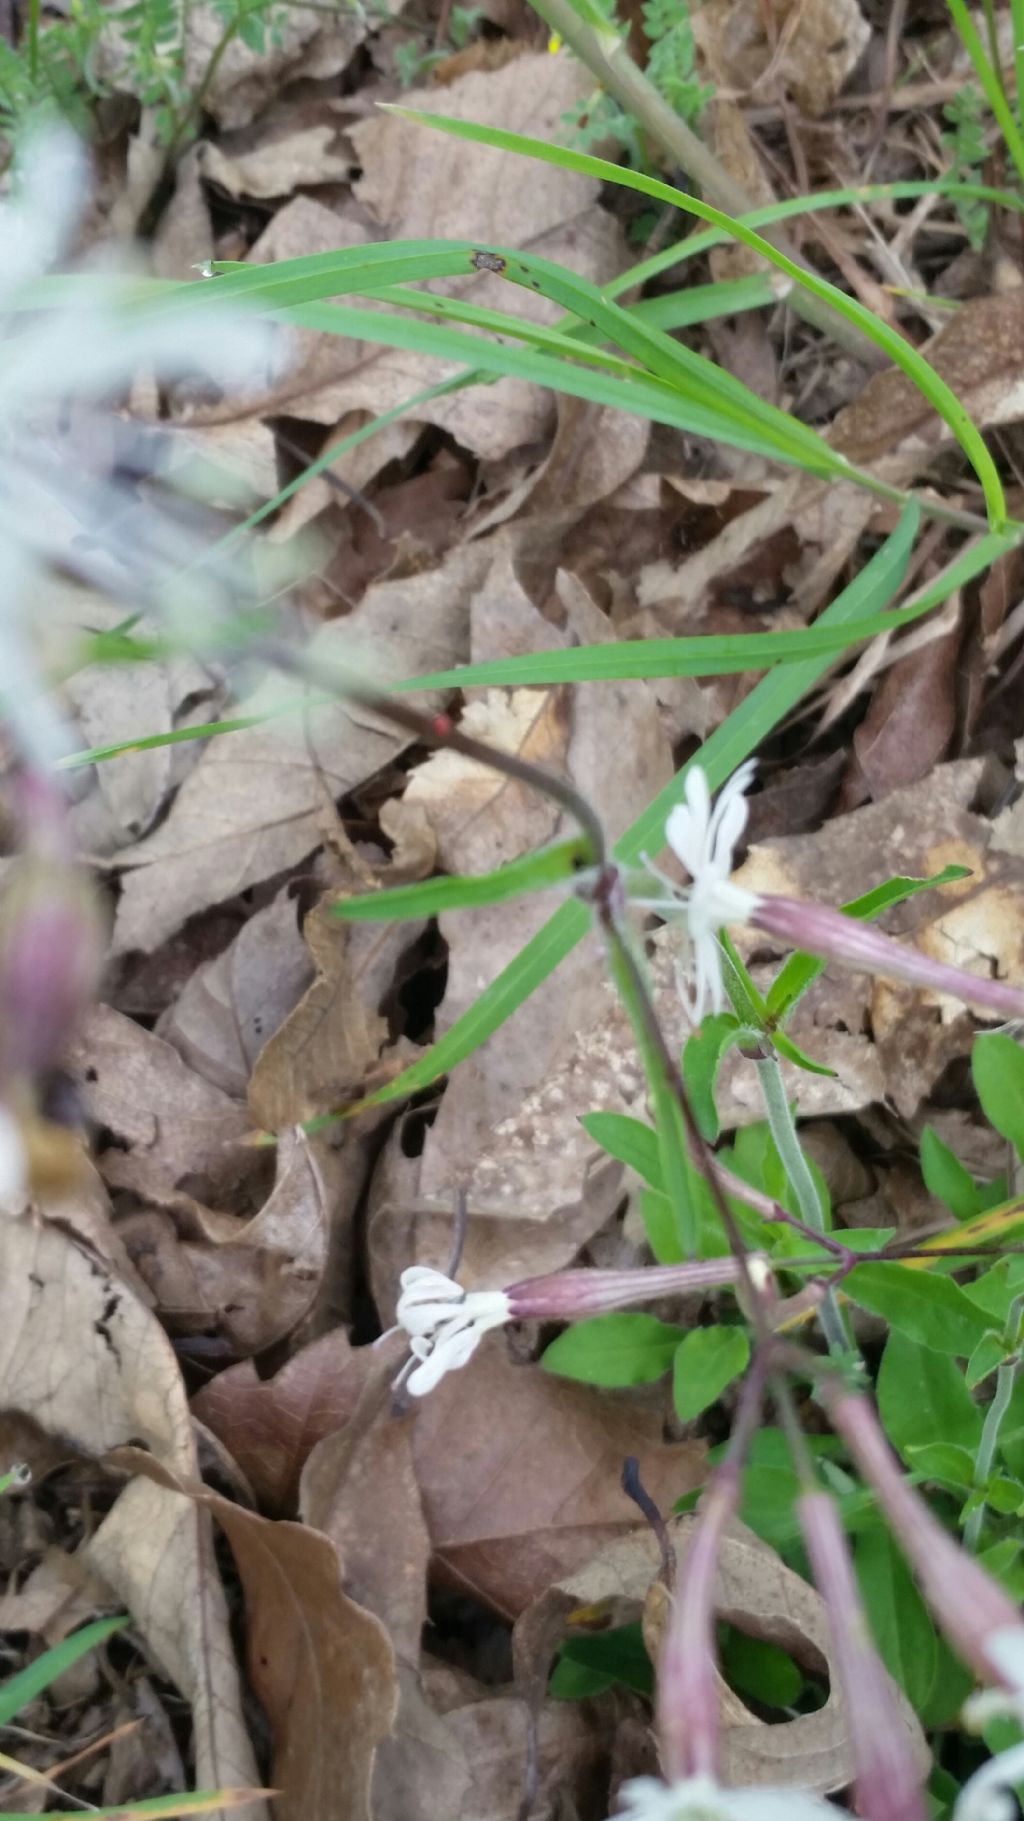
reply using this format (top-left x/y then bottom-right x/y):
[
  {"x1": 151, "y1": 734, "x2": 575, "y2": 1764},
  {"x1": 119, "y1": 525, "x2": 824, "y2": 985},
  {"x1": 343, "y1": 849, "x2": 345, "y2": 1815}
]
[
  {"x1": 973, "y1": 1034, "x2": 1024, "y2": 1157},
  {"x1": 386, "y1": 109, "x2": 1009, "y2": 525},
  {"x1": 878, "y1": 1331, "x2": 983, "y2": 1458},
  {"x1": 0, "y1": 1616, "x2": 129, "y2": 1726},
  {"x1": 541, "y1": 1312, "x2": 684, "y2": 1386},
  {"x1": 905, "y1": 1441, "x2": 977, "y2": 1489},
  {"x1": 673, "y1": 1326, "x2": 750, "y2": 1421},
  {"x1": 845, "y1": 1261, "x2": 989, "y2": 1354},
  {"x1": 329, "y1": 838, "x2": 590, "y2": 922},
  {"x1": 966, "y1": 1331, "x2": 1010, "y2": 1391},
  {"x1": 856, "y1": 1524, "x2": 938, "y2": 1712}
]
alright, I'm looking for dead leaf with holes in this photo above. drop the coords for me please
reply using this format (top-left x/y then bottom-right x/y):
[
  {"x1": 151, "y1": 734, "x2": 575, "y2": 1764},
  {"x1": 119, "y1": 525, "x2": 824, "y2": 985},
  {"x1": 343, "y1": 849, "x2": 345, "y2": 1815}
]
[
  {"x1": 515, "y1": 1513, "x2": 927, "y2": 1794},
  {"x1": 106, "y1": 1447, "x2": 396, "y2": 1821},
  {"x1": 109, "y1": 544, "x2": 484, "y2": 958},
  {"x1": 0, "y1": 1211, "x2": 265, "y2": 1819}
]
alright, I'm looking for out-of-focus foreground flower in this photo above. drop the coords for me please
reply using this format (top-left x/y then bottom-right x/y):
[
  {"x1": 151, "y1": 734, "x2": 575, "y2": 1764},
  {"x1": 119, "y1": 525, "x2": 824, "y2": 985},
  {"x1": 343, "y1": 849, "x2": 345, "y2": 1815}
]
[
  {"x1": 0, "y1": 125, "x2": 279, "y2": 769},
  {"x1": 0, "y1": 126, "x2": 281, "y2": 1192}
]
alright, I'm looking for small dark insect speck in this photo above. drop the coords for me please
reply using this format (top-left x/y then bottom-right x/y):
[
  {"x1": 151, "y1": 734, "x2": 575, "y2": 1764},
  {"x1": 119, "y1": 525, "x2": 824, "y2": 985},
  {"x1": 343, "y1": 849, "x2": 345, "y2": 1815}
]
[{"x1": 471, "y1": 249, "x2": 506, "y2": 274}]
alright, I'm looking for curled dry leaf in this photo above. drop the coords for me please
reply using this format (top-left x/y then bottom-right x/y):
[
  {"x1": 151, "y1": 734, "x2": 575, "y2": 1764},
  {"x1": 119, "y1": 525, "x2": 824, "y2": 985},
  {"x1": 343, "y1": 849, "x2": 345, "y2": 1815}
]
[
  {"x1": 199, "y1": 121, "x2": 352, "y2": 202},
  {"x1": 516, "y1": 1513, "x2": 926, "y2": 1795},
  {"x1": 0, "y1": 1211, "x2": 264, "y2": 1818},
  {"x1": 110, "y1": 547, "x2": 482, "y2": 957},
  {"x1": 107, "y1": 1447, "x2": 397, "y2": 1821}
]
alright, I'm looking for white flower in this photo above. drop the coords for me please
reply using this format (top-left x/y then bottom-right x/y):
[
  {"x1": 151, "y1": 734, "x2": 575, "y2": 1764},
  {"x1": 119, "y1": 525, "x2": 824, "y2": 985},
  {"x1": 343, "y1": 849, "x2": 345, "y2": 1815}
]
[
  {"x1": 956, "y1": 1627, "x2": 1024, "y2": 1821},
  {"x1": 661, "y1": 762, "x2": 760, "y2": 1022},
  {"x1": 614, "y1": 1775, "x2": 844, "y2": 1821},
  {"x1": 390, "y1": 1266, "x2": 511, "y2": 1396}
]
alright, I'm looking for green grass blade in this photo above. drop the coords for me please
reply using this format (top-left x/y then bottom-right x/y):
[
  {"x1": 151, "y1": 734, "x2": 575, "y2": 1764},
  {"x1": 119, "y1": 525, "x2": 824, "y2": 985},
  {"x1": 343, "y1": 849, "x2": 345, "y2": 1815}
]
[
  {"x1": 947, "y1": 0, "x2": 1024, "y2": 193},
  {"x1": 0, "y1": 1616, "x2": 129, "y2": 1726},
  {"x1": 298, "y1": 504, "x2": 921, "y2": 1130},
  {"x1": 329, "y1": 839, "x2": 590, "y2": 921},
  {"x1": 385, "y1": 107, "x2": 1009, "y2": 527}
]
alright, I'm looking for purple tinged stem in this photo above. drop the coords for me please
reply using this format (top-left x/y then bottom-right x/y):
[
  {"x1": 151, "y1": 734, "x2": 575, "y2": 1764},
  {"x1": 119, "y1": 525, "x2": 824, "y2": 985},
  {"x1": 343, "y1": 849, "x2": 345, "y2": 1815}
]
[{"x1": 659, "y1": 1463, "x2": 739, "y2": 1783}]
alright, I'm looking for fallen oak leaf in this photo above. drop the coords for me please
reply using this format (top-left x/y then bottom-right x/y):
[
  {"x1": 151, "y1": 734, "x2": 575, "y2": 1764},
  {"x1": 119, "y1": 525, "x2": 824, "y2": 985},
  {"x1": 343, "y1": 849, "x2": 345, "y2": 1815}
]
[{"x1": 105, "y1": 1447, "x2": 398, "y2": 1821}]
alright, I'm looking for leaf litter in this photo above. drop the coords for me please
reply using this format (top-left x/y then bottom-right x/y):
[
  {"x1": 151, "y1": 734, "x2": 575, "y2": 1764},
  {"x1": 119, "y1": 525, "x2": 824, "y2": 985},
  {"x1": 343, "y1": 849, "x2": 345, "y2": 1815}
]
[{"x1": 7, "y1": 6, "x2": 1024, "y2": 1821}]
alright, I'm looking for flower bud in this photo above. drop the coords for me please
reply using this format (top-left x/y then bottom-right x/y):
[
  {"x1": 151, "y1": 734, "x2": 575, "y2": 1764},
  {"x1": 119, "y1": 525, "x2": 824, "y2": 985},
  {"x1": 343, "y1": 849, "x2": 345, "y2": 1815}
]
[
  {"x1": 825, "y1": 1389, "x2": 1022, "y2": 1688},
  {"x1": 0, "y1": 855, "x2": 104, "y2": 1083},
  {"x1": 750, "y1": 897, "x2": 1024, "y2": 1022},
  {"x1": 659, "y1": 1465, "x2": 740, "y2": 1782}
]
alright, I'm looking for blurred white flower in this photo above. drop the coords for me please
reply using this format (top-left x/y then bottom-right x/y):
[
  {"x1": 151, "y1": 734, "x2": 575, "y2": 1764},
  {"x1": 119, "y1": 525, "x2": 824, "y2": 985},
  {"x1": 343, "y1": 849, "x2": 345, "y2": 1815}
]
[
  {"x1": 0, "y1": 126, "x2": 279, "y2": 767},
  {"x1": 956, "y1": 1627, "x2": 1024, "y2": 1821},
  {"x1": 614, "y1": 1775, "x2": 844, "y2": 1821}
]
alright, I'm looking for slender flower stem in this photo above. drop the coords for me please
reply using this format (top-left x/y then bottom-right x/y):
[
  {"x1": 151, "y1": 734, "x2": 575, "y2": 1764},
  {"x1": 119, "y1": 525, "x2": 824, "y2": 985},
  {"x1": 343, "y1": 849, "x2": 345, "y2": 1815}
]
[
  {"x1": 965, "y1": 1360, "x2": 1018, "y2": 1552},
  {"x1": 755, "y1": 1051, "x2": 850, "y2": 1357},
  {"x1": 965, "y1": 1300, "x2": 1024, "y2": 1552}
]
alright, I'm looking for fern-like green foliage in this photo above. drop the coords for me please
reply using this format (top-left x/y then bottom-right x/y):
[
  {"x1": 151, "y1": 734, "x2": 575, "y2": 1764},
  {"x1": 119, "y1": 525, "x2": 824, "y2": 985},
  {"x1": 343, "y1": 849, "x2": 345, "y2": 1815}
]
[
  {"x1": 562, "y1": 0, "x2": 711, "y2": 170},
  {"x1": 942, "y1": 83, "x2": 991, "y2": 251}
]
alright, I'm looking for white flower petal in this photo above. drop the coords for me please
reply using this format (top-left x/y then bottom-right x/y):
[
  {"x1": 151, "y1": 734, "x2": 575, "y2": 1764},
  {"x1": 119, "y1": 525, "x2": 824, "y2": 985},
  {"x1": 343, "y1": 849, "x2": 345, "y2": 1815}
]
[
  {"x1": 614, "y1": 1775, "x2": 845, "y2": 1821},
  {"x1": 954, "y1": 1741, "x2": 1024, "y2": 1821}
]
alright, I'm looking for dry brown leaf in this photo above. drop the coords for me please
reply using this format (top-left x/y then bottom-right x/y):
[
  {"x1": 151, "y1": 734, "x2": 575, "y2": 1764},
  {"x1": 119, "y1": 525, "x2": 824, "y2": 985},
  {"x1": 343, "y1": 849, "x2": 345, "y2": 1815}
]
[
  {"x1": 850, "y1": 619, "x2": 962, "y2": 804},
  {"x1": 67, "y1": 1004, "x2": 254, "y2": 1207},
  {"x1": 404, "y1": 688, "x2": 569, "y2": 874},
  {"x1": 122, "y1": 1129, "x2": 340, "y2": 1354},
  {"x1": 191, "y1": 1329, "x2": 362, "y2": 1514},
  {"x1": 108, "y1": 1448, "x2": 397, "y2": 1821},
  {"x1": 412, "y1": 1341, "x2": 705, "y2": 1618},
  {"x1": 693, "y1": 0, "x2": 870, "y2": 114},
  {"x1": 0, "y1": 1212, "x2": 264, "y2": 1818},
  {"x1": 158, "y1": 891, "x2": 314, "y2": 1098},
  {"x1": 199, "y1": 121, "x2": 351, "y2": 200},
  {"x1": 147, "y1": 3, "x2": 367, "y2": 129},
  {"x1": 247, "y1": 896, "x2": 418, "y2": 1129},
  {"x1": 110, "y1": 546, "x2": 483, "y2": 957}
]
